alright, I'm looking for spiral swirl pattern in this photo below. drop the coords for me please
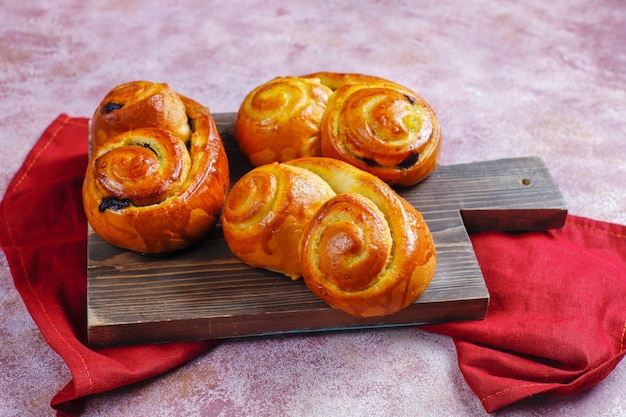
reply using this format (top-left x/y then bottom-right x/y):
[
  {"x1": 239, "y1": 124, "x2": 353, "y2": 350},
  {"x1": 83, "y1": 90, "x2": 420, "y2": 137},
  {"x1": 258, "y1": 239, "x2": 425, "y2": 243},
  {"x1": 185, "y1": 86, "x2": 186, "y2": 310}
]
[
  {"x1": 223, "y1": 156, "x2": 436, "y2": 317},
  {"x1": 222, "y1": 163, "x2": 336, "y2": 279},
  {"x1": 235, "y1": 76, "x2": 333, "y2": 166},
  {"x1": 235, "y1": 72, "x2": 441, "y2": 186},
  {"x1": 93, "y1": 128, "x2": 191, "y2": 208},
  {"x1": 304, "y1": 193, "x2": 393, "y2": 293},
  {"x1": 83, "y1": 92, "x2": 230, "y2": 254},
  {"x1": 316, "y1": 75, "x2": 441, "y2": 187},
  {"x1": 289, "y1": 157, "x2": 436, "y2": 317}
]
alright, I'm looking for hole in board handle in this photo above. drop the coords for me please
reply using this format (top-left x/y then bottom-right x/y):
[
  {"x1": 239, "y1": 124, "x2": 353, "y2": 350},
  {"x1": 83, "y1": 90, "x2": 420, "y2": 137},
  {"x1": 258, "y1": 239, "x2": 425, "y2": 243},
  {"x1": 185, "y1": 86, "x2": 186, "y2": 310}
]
[{"x1": 520, "y1": 178, "x2": 531, "y2": 186}]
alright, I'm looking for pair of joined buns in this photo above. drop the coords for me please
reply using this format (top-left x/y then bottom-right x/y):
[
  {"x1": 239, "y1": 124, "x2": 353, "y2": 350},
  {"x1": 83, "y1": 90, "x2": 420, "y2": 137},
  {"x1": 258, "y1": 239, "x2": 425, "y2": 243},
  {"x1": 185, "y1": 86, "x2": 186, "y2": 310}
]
[
  {"x1": 221, "y1": 157, "x2": 436, "y2": 317},
  {"x1": 234, "y1": 72, "x2": 441, "y2": 187},
  {"x1": 83, "y1": 81, "x2": 230, "y2": 254}
]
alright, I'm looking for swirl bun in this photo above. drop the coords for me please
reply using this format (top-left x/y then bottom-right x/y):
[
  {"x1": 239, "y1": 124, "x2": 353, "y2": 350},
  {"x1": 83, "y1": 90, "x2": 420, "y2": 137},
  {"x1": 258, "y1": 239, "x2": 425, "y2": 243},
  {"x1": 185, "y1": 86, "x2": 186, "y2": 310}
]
[
  {"x1": 308, "y1": 72, "x2": 441, "y2": 187},
  {"x1": 91, "y1": 128, "x2": 191, "y2": 207},
  {"x1": 222, "y1": 156, "x2": 436, "y2": 317},
  {"x1": 221, "y1": 162, "x2": 336, "y2": 279},
  {"x1": 288, "y1": 157, "x2": 436, "y2": 317},
  {"x1": 234, "y1": 76, "x2": 333, "y2": 166},
  {"x1": 83, "y1": 82, "x2": 230, "y2": 254},
  {"x1": 235, "y1": 72, "x2": 441, "y2": 186}
]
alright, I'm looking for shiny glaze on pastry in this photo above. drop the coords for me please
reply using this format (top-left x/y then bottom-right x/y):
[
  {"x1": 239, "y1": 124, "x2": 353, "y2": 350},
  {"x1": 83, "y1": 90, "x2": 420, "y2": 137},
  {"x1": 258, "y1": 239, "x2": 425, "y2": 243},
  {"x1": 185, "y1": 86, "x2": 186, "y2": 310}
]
[
  {"x1": 288, "y1": 157, "x2": 436, "y2": 317},
  {"x1": 235, "y1": 72, "x2": 441, "y2": 186},
  {"x1": 83, "y1": 83, "x2": 229, "y2": 254},
  {"x1": 221, "y1": 162, "x2": 336, "y2": 279},
  {"x1": 222, "y1": 156, "x2": 436, "y2": 317},
  {"x1": 306, "y1": 72, "x2": 441, "y2": 187},
  {"x1": 90, "y1": 81, "x2": 191, "y2": 148},
  {"x1": 234, "y1": 76, "x2": 332, "y2": 166}
]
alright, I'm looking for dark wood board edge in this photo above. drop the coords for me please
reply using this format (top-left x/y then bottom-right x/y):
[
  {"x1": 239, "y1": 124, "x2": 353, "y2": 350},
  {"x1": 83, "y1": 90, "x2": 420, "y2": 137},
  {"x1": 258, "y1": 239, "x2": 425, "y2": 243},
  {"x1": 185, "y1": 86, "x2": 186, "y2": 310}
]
[{"x1": 88, "y1": 296, "x2": 489, "y2": 347}]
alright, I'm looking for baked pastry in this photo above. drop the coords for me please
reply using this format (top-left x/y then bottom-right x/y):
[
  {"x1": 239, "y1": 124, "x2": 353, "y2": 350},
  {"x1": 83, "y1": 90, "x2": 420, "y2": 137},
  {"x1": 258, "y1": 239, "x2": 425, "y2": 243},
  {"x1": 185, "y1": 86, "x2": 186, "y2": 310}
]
[
  {"x1": 234, "y1": 76, "x2": 333, "y2": 166},
  {"x1": 222, "y1": 156, "x2": 436, "y2": 317},
  {"x1": 234, "y1": 72, "x2": 441, "y2": 186},
  {"x1": 288, "y1": 157, "x2": 436, "y2": 317},
  {"x1": 89, "y1": 81, "x2": 191, "y2": 149},
  {"x1": 306, "y1": 72, "x2": 441, "y2": 187},
  {"x1": 221, "y1": 162, "x2": 336, "y2": 279},
  {"x1": 83, "y1": 82, "x2": 230, "y2": 254}
]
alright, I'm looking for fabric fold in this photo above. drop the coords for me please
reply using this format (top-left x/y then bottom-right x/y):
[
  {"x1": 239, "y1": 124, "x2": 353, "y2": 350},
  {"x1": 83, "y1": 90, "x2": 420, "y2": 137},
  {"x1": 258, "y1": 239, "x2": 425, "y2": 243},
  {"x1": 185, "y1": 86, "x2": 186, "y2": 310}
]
[
  {"x1": 424, "y1": 216, "x2": 626, "y2": 412},
  {"x1": 0, "y1": 116, "x2": 216, "y2": 416}
]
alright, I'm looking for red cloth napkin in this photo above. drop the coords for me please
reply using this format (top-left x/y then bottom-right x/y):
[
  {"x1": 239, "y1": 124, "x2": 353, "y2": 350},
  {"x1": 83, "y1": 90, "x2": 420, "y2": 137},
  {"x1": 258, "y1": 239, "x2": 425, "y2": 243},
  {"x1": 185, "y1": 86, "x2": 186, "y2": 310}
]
[
  {"x1": 1, "y1": 115, "x2": 625, "y2": 416},
  {"x1": 423, "y1": 219, "x2": 626, "y2": 412},
  {"x1": 0, "y1": 115, "x2": 216, "y2": 417}
]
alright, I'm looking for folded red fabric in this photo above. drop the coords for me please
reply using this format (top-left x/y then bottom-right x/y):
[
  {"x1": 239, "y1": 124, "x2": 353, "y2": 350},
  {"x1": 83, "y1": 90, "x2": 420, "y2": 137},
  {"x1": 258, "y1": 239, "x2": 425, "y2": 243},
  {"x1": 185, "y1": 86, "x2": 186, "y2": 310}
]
[
  {"x1": 0, "y1": 116, "x2": 216, "y2": 416},
  {"x1": 423, "y1": 217, "x2": 626, "y2": 412},
  {"x1": 0, "y1": 115, "x2": 624, "y2": 416}
]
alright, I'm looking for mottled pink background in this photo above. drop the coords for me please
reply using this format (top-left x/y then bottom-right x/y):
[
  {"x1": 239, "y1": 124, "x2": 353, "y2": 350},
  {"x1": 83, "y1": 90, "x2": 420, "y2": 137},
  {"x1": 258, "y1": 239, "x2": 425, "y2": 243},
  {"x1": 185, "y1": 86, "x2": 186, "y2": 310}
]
[{"x1": 1, "y1": 1, "x2": 625, "y2": 416}]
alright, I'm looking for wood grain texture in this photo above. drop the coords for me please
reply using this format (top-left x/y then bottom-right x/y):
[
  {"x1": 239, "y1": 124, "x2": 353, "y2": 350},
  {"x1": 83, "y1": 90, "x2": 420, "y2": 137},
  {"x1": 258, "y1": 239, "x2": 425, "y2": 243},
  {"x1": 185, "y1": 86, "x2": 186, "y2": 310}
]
[{"x1": 87, "y1": 113, "x2": 567, "y2": 347}]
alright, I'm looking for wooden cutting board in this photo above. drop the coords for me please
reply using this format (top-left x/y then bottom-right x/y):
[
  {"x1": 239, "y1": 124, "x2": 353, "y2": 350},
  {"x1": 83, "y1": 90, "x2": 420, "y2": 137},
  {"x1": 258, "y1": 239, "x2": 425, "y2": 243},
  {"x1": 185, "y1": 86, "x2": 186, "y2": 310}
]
[{"x1": 87, "y1": 113, "x2": 568, "y2": 347}]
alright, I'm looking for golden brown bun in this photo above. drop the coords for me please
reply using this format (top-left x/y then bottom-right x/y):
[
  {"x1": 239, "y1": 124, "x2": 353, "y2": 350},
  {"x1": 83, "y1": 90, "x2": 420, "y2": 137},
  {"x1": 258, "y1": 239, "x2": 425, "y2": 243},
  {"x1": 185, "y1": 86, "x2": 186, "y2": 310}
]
[
  {"x1": 287, "y1": 157, "x2": 436, "y2": 317},
  {"x1": 222, "y1": 156, "x2": 436, "y2": 317},
  {"x1": 234, "y1": 76, "x2": 332, "y2": 166},
  {"x1": 90, "y1": 81, "x2": 191, "y2": 148},
  {"x1": 221, "y1": 162, "x2": 336, "y2": 279},
  {"x1": 235, "y1": 72, "x2": 441, "y2": 186},
  {"x1": 83, "y1": 86, "x2": 230, "y2": 254},
  {"x1": 305, "y1": 72, "x2": 441, "y2": 187}
]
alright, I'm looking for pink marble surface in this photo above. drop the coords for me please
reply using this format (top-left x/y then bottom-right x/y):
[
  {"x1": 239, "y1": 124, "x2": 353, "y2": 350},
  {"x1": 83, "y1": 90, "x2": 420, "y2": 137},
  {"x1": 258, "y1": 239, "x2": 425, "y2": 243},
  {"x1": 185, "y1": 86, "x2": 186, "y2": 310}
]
[{"x1": 1, "y1": 1, "x2": 625, "y2": 416}]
